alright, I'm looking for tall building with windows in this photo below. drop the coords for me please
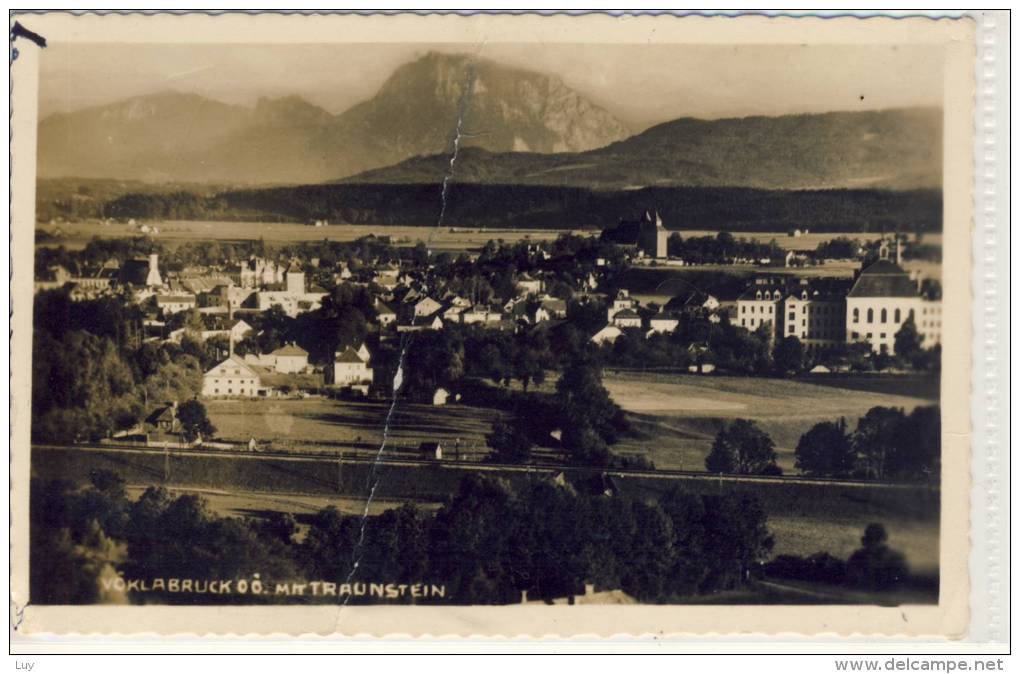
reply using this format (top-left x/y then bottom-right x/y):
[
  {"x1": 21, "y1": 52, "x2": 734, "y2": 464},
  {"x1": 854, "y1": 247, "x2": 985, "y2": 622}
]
[
  {"x1": 780, "y1": 279, "x2": 849, "y2": 349},
  {"x1": 845, "y1": 257, "x2": 936, "y2": 355},
  {"x1": 736, "y1": 278, "x2": 786, "y2": 340}
]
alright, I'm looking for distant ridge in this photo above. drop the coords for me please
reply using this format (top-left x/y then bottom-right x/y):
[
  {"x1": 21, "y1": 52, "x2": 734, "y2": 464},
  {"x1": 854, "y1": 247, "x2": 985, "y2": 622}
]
[{"x1": 339, "y1": 107, "x2": 943, "y2": 191}]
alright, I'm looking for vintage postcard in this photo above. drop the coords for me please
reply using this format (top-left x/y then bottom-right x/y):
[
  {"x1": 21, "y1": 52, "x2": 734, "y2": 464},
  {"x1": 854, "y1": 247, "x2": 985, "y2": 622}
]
[{"x1": 10, "y1": 11, "x2": 978, "y2": 641}]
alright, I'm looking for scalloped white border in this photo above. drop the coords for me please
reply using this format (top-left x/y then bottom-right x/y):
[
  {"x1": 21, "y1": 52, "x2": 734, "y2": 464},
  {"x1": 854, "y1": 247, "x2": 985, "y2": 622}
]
[
  {"x1": 968, "y1": 9, "x2": 1009, "y2": 645},
  {"x1": 6, "y1": 9, "x2": 997, "y2": 650}
]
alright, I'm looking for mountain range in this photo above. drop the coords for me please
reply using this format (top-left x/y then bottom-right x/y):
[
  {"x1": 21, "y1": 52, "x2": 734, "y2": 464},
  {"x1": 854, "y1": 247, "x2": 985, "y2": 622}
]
[
  {"x1": 37, "y1": 52, "x2": 941, "y2": 191},
  {"x1": 37, "y1": 52, "x2": 630, "y2": 185}
]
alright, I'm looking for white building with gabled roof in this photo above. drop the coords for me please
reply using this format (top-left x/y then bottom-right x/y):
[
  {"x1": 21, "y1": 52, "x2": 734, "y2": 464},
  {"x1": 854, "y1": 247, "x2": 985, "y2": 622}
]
[{"x1": 202, "y1": 356, "x2": 262, "y2": 398}]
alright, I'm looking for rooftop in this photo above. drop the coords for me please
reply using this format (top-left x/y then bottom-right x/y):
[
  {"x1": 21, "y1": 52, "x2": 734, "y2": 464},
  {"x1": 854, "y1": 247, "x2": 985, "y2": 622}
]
[{"x1": 848, "y1": 259, "x2": 919, "y2": 298}]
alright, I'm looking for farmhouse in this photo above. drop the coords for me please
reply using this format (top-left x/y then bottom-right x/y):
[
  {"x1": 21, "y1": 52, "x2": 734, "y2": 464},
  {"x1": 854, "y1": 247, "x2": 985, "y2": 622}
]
[
  {"x1": 202, "y1": 356, "x2": 263, "y2": 398},
  {"x1": 326, "y1": 346, "x2": 373, "y2": 393}
]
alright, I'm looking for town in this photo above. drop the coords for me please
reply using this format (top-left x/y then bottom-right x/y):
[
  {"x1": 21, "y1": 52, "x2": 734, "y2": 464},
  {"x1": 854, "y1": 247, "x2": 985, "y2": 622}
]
[{"x1": 33, "y1": 212, "x2": 941, "y2": 476}]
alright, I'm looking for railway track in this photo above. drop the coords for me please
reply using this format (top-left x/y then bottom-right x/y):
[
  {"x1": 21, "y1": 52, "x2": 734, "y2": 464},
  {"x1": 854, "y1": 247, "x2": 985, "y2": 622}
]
[{"x1": 32, "y1": 442, "x2": 937, "y2": 491}]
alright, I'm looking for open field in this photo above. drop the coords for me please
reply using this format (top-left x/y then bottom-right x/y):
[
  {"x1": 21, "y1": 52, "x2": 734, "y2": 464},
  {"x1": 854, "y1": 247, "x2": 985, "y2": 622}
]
[
  {"x1": 206, "y1": 397, "x2": 505, "y2": 460},
  {"x1": 604, "y1": 372, "x2": 939, "y2": 474},
  {"x1": 35, "y1": 220, "x2": 591, "y2": 253}
]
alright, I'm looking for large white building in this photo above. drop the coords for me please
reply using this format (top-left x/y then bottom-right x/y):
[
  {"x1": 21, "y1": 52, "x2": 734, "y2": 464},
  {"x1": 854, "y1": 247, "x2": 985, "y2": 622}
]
[
  {"x1": 736, "y1": 279, "x2": 785, "y2": 340},
  {"x1": 846, "y1": 258, "x2": 940, "y2": 355},
  {"x1": 202, "y1": 356, "x2": 262, "y2": 398}
]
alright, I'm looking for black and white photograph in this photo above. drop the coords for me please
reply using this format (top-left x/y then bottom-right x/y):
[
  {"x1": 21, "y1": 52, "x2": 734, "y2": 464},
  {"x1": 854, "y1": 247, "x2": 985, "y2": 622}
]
[{"x1": 9, "y1": 12, "x2": 983, "y2": 641}]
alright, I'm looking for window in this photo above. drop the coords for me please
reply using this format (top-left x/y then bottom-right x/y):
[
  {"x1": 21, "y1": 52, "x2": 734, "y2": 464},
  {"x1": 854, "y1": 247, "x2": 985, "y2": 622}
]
[
  {"x1": 853, "y1": 308, "x2": 860, "y2": 323},
  {"x1": 894, "y1": 309, "x2": 901, "y2": 323},
  {"x1": 880, "y1": 333, "x2": 886, "y2": 339},
  {"x1": 789, "y1": 312, "x2": 795, "y2": 320},
  {"x1": 741, "y1": 319, "x2": 745, "y2": 326},
  {"x1": 867, "y1": 308, "x2": 874, "y2": 323},
  {"x1": 789, "y1": 325, "x2": 795, "y2": 334},
  {"x1": 880, "y1": 308, "x2": 887, "y2": 323}
]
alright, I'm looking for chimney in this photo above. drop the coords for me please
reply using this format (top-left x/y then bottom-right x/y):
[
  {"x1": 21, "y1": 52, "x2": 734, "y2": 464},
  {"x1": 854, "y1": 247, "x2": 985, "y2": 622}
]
[
  {"x1": 895, "y1": 237, "x2": 902, "y2": 265},
  {"x1": 520, "y1": 590, "x2": 528, "y2": 604}
]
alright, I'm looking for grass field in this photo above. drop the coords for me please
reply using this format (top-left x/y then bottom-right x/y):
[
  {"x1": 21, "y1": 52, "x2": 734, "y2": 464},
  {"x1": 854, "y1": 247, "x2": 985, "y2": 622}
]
[
  {"x1": 604, "y1": 372, "x2": 939, "y2": 475},
  {"x1": 206, "y1": 397, "x2": 504, "y2": 460},
  {"x1": 35, "y1": 220, "x2": 591, "y2": 253}
]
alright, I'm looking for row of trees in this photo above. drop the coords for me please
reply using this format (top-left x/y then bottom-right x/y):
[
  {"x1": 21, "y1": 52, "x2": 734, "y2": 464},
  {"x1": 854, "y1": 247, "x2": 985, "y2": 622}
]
[
  {"x1": 32, "y1": 471, "x2": 775, "y2": 605},
  {"x1": 703, "y1": 404, "x2": 939, "y2": 482},
  {"x1": 795, "y1": 406, "x2": 940, "y2": 482}
]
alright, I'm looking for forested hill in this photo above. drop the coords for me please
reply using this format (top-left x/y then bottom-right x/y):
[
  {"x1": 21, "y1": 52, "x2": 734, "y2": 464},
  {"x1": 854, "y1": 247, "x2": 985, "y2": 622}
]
[{"x1": 93, "y1": 183, "x2": 942, "y2": 233}]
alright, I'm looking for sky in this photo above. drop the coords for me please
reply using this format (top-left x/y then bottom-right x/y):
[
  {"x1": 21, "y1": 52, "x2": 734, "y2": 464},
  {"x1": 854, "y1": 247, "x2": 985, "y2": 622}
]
[{"x1": 38, "y1": 42, "x2": 944, "y2": 130}]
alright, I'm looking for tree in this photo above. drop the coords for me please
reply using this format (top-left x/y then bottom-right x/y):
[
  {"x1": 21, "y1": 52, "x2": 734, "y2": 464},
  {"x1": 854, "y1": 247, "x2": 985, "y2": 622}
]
[
  {"x1": 795, "y1": 419, "x2": 856, "y2": 477},
  {"x1": 485, "y1": 419, "x2": 533, "y2": 464},
  {"x1": 893, "y1": 316, "x2": 924, "y2": 366},
  {"x1": 852, "y1": 406, "x2": 906, "y2": 480},
  {"x1": 845, "y1": 523, "x2": 908, "y2": 590},
  {"x1": 885, "y1": 405, "x2": 941, "y2": 482},
  {"x1": 705, "y1": 419, "x2": 778, "y2": 475},
  {"x1": 177, "y1": 399, "x2": 215, "y2": 443},
  {"x1": 773, "y1": 335, "x2": 805, "y2": 375}
]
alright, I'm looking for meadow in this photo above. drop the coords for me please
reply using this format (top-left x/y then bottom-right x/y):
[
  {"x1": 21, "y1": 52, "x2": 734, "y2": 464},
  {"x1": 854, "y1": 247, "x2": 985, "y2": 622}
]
[
  {"x1": 205, "y1": 397, "x2": 504, "y2": 460},
  {"x1": 603, "y1": 372, "x2": 940, "y2": 474},
  {"x1": 35, "y1": 220, "x2": 589, "y2": 253}
]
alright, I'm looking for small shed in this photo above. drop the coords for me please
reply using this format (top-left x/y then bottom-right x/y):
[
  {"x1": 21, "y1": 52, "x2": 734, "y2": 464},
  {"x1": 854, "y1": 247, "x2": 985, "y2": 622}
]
[{"x1": 432, "y1": 388, "x2": 450, "y2": 406}]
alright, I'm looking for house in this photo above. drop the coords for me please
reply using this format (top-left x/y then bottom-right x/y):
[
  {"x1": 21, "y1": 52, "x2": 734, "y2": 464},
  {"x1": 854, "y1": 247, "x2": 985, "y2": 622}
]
[
  {"x1": 201, "y1": 319, "x2": 253, "y2": 344},
  {"x1": 606, "y1": 289, "x2": 637, "y2": 320},
  {"x1": 648, "y1": 312, "x2": 680, "y2": 334},
  {"x1": 155, "y1": 294, "x2": 198, "y2": 316},
  {"x1": 610, "y1": 308, "x2": 642, "y2": 329},
  {"x1": 374, "y1": 299, "x2": 397, "y2": 326},
  {"x1": 432, "y1": 388, "x2": 450, "y2": 406},
  {"x1": 516, "y1": 274, "x2": 544, "y2": 296},
  {"x1": 413, "y1": 296, "x2": 443, "y2": 318},
  {"x1": 268, "y1": 343, "x2": 309, "y2": 373},
  {"x1": 419, "y1": 441, "x2": 443, "y2": 460},
  {"x1": 202, "y1": 356, "x2": 263, "y2": 398},
  {"x1": 591, "y1": 325, "x2": 623, "y2": 345},
  {"x1": 664, "y1": 290, "x2": 720, "y2": 315},
  {"x1": 325, "y1": 346, "x2": 373, "y2": 393},
  {"x1": 144, "y1": 401, "x2": 179, "y2": 433},
  {"x1": 539, "y1": 297, "x2": 568, "y2": 319}
]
